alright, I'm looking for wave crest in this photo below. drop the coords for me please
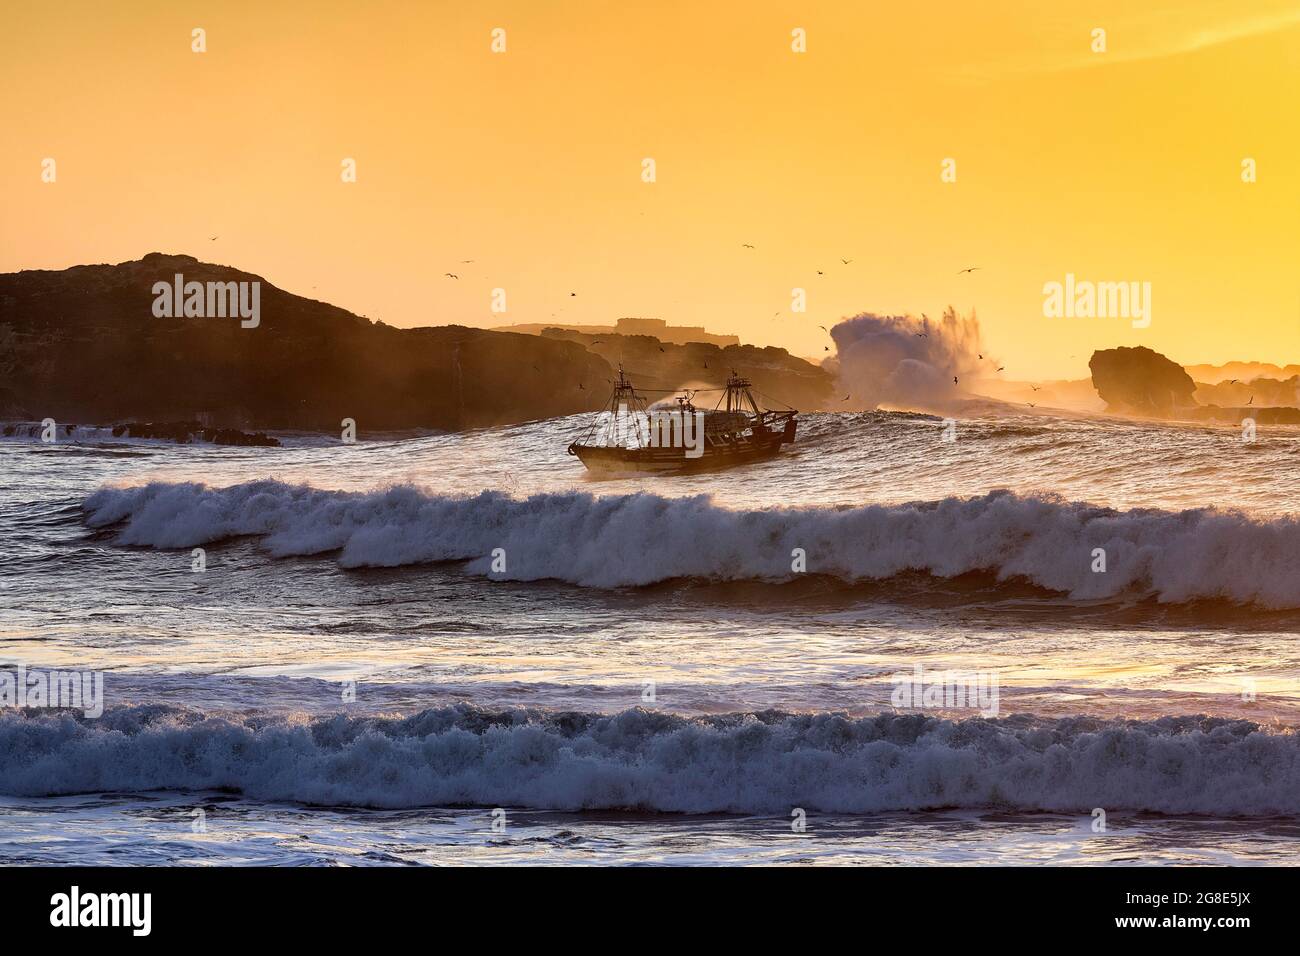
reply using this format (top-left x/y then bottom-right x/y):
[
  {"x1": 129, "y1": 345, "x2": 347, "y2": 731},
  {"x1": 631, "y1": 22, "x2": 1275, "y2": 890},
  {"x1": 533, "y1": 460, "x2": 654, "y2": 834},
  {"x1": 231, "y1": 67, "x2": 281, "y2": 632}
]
[
  {"x1": 0, "y1": 705, "x2": 1294, "y2": 815},
  {"x1": 82, "y1": 480, "x2": 1300, "y2": 606}
]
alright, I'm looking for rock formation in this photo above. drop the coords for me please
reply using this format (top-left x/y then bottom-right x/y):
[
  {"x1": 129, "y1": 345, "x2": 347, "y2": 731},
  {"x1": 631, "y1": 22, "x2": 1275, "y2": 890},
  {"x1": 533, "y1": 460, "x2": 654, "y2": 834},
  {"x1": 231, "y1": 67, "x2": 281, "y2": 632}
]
[
  {"x1": 0, "y1": 254, "x2": 612, "y2": 431},
  {"x1": 1088, "y1": 346, "x2": 1197, "y2": 416}
]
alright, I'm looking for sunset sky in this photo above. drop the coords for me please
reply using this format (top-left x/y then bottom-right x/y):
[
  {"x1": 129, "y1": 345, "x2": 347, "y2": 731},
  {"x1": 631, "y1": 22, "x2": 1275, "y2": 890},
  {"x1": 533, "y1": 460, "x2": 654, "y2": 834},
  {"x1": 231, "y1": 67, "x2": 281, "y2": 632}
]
[{"x1": 3, "y1": 0, "x2": 1298, "y2": 380}]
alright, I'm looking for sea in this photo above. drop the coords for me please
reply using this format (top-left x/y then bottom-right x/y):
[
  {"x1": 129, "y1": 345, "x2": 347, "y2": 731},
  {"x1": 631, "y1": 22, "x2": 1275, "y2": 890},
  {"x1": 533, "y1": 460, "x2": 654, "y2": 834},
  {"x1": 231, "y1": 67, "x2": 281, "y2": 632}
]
[{"x1": 1, "y1": 410, "x2": 1298, "y2": 865}]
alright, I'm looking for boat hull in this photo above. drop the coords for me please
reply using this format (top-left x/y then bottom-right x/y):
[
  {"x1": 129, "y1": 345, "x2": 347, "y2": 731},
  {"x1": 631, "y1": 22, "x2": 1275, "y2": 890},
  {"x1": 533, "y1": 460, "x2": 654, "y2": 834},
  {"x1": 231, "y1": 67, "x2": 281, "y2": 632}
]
[{"x1": 570, "y1": 423, "x2": 796, "y2": 475}]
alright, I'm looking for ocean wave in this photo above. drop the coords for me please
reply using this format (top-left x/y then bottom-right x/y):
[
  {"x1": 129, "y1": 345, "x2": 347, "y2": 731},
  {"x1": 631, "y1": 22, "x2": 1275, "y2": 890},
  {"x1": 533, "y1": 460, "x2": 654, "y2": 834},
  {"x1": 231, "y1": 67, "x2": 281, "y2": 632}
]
[
  {"x1": 0, "y1": 705, "x2": 1294, "y2": 815},
  {"x1": 83, "y1": 480, "x2": 1300, "y2": 606}
]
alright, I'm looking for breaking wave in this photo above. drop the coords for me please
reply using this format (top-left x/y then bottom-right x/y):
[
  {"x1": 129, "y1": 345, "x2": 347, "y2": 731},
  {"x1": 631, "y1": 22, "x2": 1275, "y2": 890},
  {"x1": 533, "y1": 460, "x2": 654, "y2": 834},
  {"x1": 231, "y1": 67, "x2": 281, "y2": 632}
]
[
  {"x1": 0, "y1": 705, "x2": 1294, "y2": 815},
  {"x1": 826, "y1": 308, "x2": 989, "y2": 412},
  {"x1": 82, "y1": 480, "x2": 1300, "y2": 607}
]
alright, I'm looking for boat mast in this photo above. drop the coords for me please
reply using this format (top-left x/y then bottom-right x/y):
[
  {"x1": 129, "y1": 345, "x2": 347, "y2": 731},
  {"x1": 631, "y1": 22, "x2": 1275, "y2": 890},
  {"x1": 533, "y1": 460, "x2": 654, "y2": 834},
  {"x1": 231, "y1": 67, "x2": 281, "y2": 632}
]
[
  {"x1": 725, "y1": 370, "x2": 759, "y2": 415},
  {"x1": 608, "y1": 364, "x2": 645, "y2": 447}
]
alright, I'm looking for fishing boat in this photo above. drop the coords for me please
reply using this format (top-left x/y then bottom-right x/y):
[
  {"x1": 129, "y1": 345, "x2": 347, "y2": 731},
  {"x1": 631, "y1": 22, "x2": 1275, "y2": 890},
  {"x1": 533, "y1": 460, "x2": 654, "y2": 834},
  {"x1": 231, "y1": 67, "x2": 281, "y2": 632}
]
[{"x1": 567, "y1": 366, "x2": 797, "y2": 474}]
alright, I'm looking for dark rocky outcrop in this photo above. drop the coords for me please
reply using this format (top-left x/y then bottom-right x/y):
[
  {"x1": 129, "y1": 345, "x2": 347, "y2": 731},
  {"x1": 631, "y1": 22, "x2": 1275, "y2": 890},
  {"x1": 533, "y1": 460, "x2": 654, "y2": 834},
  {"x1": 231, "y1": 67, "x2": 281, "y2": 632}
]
[
  {"x1": 0, "y1": 254, "x2": 612, "y2": 432},
  {"x1": 0, "y1": 420, "x2": 280, "y2": 446},
  {"x1": 109, "y1": 421, "x2": 281, "y2": 446},
  {"x1": 1186, "y1": 405, "x2": 1300, "y2": 424},
  {"x1": 1195, "y1": 375, "x2": 1300, "y2": 409},
  {"x1": 540, "y1": 329, "x2": 835, "y2": 411},
  {"x1": 1089, "y1": 346, "x2": 1197, "y2": 416}
]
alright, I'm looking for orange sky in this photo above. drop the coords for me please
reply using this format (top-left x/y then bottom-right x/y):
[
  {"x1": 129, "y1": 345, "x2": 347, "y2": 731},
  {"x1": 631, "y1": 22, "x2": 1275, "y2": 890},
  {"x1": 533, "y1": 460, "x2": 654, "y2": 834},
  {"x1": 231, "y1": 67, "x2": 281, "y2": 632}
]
[{"x1": 2, "y1": 0, "x2": 1298, "y2": 379}]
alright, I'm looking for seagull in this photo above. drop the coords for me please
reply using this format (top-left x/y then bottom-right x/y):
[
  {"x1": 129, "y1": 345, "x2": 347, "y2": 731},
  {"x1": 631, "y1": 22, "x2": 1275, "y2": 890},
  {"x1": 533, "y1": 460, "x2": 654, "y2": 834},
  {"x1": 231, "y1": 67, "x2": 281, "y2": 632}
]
[
  {"x1": 817, "y1": 270, "x2": 824, "y2": 275},
  {"x1": 742, "y1": 243, "x2": 755, "y2": 249},
  {"x1": 915, "y1": 332, "x2": 928, "y2": 338},
  {"x1": 444, "y1": 273, "x2": 458, "y2": 279},
  {"x1": 841, "y1": 394, "x2": 851, "y2": 401},
  {"x1": 1027, "y1": 402, "x2": 1036, "y2": 408},
  {"x1": 570, "y1": 292, "x2": 577, "y2": 297},
  {"x1": 840, "y1": 258, "x2": 852, "y2": 265},
  {"x1": 1030, "y1": 385, "x2": 1040, "y2": 392},
  {"x1": 1228, "y1": 379, "x2": 1239, "y2": 385},
  {"x1": 978, "y1": 353, "x2": 983, "y2": 360},
  {"x1": 997, "y1": 366, "x2": 1005, "y2": 372},
  {"x1": 957, "y1": 267, "x2": 980, "y2": 274},
  {"x1": 819, "y1": 326, "x2": 828, "y2": 332},
  {"x1": 578, "y1": 383, "x2": 585, "y2": 390},
  {"x1": 208, "y1": 236, "x2": 218, "y2": 241},
  {"x1": 461, "y1": 259, "x2": 475, "y2": 263},
  {"x1": 658, "y1": 346, "x2": 665, "y2": 352},
  {"x1": 591, "y1": 340, "x2": 604, "y2": 345},
  {"x1": 824, "y1": 346, "x2": 830, "y2": 351},
  {"x1": 953, "y1": 376, "x2": 958, "y2": 385},
  {"x1": 1248, "y1": 396, "x2": 1254, "y2": 405}
]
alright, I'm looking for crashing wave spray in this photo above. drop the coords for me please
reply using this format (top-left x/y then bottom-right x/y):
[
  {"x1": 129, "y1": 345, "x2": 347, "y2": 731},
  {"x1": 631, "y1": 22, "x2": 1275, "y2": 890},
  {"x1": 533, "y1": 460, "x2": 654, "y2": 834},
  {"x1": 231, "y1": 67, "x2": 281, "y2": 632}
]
[{"x1": 826, "y1": 308, "x2": 989, "y2": 412}]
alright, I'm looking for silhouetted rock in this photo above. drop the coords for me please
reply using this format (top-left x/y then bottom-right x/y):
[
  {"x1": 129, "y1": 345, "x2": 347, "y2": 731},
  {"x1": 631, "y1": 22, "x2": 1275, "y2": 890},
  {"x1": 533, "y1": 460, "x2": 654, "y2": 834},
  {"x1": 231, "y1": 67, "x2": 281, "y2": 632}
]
[
  {"x1": 540, "y1": 329, "x2": 835, "y2": 410},
  {"x1": 0, "y1": 254, "x2": 612, "y2": 432},
  {"x1": 1, "y1": 420, "x2": 280, "y2": 445},
  {"x1": 1195, "y1": 375, "x2": 1300, "y2": 409},
  {"x1": 1089, "y1": 346, "x2": 1197, "y2": 416},
  {"x1": 108, "y1": 421, "x2": 281, "y2": 446},
  {"x1": 1186, "y1": 405, "x2": 1300, "y2": 424}
]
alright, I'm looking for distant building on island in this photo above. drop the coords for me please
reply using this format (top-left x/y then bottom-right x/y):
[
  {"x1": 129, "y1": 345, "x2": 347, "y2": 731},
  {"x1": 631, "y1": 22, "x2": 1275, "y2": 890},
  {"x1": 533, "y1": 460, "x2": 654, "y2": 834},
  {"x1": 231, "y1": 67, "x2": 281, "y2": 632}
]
[{"x1": 496, "y1": 317, "x2": 740, "y2": 348}]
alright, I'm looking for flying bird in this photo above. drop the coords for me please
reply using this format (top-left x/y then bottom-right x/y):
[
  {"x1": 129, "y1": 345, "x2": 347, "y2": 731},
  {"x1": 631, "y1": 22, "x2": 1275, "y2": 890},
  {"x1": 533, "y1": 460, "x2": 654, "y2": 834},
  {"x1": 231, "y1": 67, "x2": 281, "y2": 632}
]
[
  {"x1": 742, "y1": 243, "x2": 755, "y2": 249},
  {"x1": 444, "y1": 273, "x2": 458, "y2": 279},
  {"x1": 819, "y1": 326, "x2": 828, "y2": 332},
  {"x1": 915, "y1": 332, "x2": 928, "y2": 338},
  {"x1": 1248, "y1": 396, "x2": 1254, "y2": 405},
  {"x1": 997, "y1": 366, "x2": 1005, "y2": 372},
  {"x1": 461, "y1": 259, "x2": 475, "y2": 264},
  {"x1": 208, "y1": 236, "x2": 218, "y2": 241},
  {"x1": 1027, "y1": 402, "x2": 1036, "y2": 408},
  {"x1": 570, "y1": 292, "x2": 577, "y2": 297},
  {"x1": 840, "y1": 258, "x2": 852, "y2": 265},
  {"x1": 577, "y1": 383, "x2": 585, "y2": 390},
  {"x1": 957, "y1": 267, "x2": 980, "y2": 274},
  {"x1": 953, "y1": 376, "x2": 958, "y2": 385},
  {"x1": 1030, "y1": 385, "x2": 1040, "y2": 392},
  {"x1": 824, "y1": 346, "x2": 830, "y2": 351},
  {"x1": 841, "y1": 395, "x2": 851, "y2": 401}
]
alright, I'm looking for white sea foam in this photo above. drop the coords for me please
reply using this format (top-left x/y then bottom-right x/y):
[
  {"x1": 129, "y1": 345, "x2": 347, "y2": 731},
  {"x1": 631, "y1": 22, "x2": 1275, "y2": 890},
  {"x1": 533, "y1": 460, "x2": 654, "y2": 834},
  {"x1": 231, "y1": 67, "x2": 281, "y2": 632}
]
[
  {"x1": 83, "y1": 480, "x2": 1300, "y2": 606},
  {"x1": 0, "y1": 705, "x2": 1294, "y2": 815}
]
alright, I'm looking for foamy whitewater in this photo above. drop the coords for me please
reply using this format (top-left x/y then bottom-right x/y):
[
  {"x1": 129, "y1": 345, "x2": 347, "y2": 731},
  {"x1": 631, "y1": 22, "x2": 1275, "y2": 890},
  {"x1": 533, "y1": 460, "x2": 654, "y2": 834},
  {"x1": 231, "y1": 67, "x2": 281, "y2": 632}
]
[{"x1": 2, "y1": 410, "x2": 1299, "y2": 864}]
